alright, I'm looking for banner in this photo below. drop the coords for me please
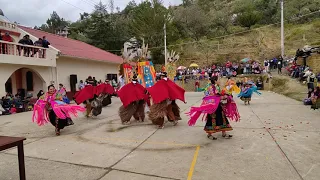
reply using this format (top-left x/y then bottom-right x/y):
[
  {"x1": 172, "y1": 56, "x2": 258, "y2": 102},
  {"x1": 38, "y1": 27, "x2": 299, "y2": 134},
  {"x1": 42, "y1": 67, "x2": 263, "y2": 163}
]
[{"x1": 137, "y1": 61, "x2": 156, "y2": 88}]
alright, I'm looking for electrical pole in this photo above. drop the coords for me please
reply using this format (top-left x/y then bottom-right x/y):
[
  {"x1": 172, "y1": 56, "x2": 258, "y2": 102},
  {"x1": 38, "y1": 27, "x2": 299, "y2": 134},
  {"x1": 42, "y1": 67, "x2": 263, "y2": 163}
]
[
  {"x1": 281, "y1": 0, "x2": 285, "y2": 58},
  {"x1": 164, "y1": 22, "x2": 167, "y2": 66}
]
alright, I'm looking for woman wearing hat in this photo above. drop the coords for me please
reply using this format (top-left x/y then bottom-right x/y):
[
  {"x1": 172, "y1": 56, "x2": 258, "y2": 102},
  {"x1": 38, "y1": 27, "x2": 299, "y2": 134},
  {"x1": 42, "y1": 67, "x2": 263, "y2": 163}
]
[
  {"x1": 237, "y1": 81, "x2": 261, "y2": 105},
  {"x1": 187, "y1": 78, "x2": 240, "y2": 140},
  {"x1": 147, "y1": 72, "x2": 185, "y2": 129},
  {"x1": 117, "y1": 75, "x2": 147, "y2": 124}
]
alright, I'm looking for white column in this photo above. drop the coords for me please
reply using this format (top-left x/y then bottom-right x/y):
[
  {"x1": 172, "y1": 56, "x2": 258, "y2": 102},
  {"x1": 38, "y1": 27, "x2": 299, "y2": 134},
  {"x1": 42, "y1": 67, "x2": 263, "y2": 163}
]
[
  {"x1": 164, "y1": 22, "x2": 167, "y2": 66},
  {"x1": 281, "y1": 0, "x2": 285, "y2": 57}
]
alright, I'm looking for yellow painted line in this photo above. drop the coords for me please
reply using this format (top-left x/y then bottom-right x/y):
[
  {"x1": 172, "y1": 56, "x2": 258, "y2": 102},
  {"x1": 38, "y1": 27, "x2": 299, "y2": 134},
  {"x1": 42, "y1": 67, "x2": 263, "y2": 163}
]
[{"x1": 187, "y1": 145, "x2": 200, "y2": 180}]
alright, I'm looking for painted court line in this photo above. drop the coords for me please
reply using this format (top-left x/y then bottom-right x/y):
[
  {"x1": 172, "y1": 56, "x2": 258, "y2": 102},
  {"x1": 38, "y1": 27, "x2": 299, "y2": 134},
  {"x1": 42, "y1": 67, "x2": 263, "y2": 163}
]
[
  {"x1": 187, "y1": 145, "x2": 200, "y2": 180},
  {"x1": 69, "y1": 135, "x2": 198, "y2": 147}
]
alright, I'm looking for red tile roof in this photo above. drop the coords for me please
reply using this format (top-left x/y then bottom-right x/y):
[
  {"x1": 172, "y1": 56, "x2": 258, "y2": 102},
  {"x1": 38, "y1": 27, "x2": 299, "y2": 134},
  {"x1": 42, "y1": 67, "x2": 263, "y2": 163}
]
[{"x1": 18, "y1": 26, "x2": 123, "y2": 64}]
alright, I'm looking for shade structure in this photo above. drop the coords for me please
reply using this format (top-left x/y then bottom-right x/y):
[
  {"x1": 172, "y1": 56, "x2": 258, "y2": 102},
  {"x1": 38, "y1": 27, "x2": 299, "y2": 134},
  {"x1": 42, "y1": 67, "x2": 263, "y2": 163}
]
[
  {"x1": 177, "y1": 66, "x2": 186, "y2": 70},
  {"x1": 189, "y1": 63, "x2": 199, "y2": 67},
  {"x1": 241, "y1": 58, "x2": 251, "y2": 63}
]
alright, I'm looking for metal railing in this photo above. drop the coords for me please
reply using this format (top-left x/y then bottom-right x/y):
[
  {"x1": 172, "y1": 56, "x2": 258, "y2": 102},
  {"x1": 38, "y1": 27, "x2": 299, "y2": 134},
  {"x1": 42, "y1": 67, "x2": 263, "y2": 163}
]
[{"x1": 0, "y1": 21, "x2": 17, "y2": 30}]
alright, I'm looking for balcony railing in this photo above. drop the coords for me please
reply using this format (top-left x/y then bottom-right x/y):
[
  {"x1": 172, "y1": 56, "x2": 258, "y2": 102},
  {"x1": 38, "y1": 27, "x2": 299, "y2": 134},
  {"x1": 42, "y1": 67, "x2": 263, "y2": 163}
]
[
  {"x1": 0, "y1": 40, "x2": 47, "y2": 59},
  {"x1": 0, "y1": 21, "x2": 17, "y2": 30}
]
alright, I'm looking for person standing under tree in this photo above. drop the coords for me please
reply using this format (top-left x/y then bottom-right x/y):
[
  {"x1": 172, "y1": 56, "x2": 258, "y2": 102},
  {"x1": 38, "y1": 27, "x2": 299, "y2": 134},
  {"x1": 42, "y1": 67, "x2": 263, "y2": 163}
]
[{"x1": 277, "y1": 56, "x2": 283, "y2": 74}]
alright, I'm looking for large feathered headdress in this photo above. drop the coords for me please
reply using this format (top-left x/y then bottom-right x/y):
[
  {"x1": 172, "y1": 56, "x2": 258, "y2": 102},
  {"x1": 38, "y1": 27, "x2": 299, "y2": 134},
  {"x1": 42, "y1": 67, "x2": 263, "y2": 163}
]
[
  {"x1": 122, "y1": 42, "x2": 137, "y2": 62},
  {"x1": 137, "y1": 39, "x2": 151, "y2": 61},
  {"x1": 165, "y1": 50, "x2": 179, "y2": 63}
]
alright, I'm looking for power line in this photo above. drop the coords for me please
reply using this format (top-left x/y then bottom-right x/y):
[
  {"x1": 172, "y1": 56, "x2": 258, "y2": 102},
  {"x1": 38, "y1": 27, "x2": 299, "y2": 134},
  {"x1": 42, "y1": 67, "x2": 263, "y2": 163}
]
[
  {"x1": 80, "y1": 0, "x2": 97, "y2": 7},
  {"x1": 59, "y1": 0, "x2": 86, "y2": 11},
  {"x1": 87, "y1": 0, "x2": 99, "y2": 5}
]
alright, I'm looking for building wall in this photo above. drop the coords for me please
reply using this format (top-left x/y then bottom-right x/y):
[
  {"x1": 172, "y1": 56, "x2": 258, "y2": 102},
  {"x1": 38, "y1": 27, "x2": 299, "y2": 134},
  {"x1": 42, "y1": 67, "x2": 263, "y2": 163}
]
[
  {"x1": 56, "y1": 56, "x2": 119, "y2": 91},
  {"x1": 0, "y1": 64, "x2": 55, "y2": 97}
]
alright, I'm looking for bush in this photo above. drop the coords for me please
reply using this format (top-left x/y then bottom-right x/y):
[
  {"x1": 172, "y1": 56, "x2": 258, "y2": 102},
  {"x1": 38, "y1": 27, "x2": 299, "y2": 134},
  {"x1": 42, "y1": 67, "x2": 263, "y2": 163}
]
[{"x1": 271, "y1": 77, "x2": 288, "y2": 92}]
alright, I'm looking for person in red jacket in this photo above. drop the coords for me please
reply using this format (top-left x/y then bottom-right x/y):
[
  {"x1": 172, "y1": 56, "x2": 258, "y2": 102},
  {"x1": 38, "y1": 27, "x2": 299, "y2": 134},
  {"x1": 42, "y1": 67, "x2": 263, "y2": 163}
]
[{"x1": 1, "y1": 32, "x2": 13, "y2": 54}]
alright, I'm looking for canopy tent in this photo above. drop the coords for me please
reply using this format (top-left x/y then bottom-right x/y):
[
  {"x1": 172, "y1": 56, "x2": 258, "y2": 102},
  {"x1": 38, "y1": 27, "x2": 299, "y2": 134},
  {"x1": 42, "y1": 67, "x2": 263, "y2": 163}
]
[
  {"x1": 189, "y1": 63, "x2": 199, "y2": 67},
  {"x1": 177, "y1": 66, "x2": 186, "y2": 70},
  {"x1": 240, "y1": 58, "x2": 251, "y2": 63}
]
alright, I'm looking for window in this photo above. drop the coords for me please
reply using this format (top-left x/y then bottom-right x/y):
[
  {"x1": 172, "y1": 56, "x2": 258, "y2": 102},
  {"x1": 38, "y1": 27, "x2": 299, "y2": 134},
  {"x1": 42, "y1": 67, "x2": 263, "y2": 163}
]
[
  {"x1": 106, "y1": 74, "x2": 118, "y2": 83},
  {"x1": 26, "y1": 71, "x2": 33, "y2": 91}
]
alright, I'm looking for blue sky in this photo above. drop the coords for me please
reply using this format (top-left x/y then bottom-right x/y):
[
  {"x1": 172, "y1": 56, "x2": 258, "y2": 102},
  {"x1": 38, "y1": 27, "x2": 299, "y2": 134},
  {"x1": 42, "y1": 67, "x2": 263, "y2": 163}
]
[{"x1": 0, "y1": 0, "x2": 182, "y2": 27}]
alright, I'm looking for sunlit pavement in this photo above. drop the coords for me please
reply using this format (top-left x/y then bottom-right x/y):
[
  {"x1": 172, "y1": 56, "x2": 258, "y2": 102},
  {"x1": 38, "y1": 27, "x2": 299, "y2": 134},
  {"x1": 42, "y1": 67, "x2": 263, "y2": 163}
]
[{"x1": 1, "y1": 92, "x2": 319, "y2": 180}]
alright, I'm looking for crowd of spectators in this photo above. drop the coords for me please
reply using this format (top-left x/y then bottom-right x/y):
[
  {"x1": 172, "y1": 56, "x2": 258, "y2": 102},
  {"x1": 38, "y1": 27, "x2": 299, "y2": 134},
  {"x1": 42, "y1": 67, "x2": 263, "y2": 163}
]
[
  {"x1": 18, "y1": 35, "x2": 50, "y2": 57},
  {"x1": 0, "y1": 90, "x2": 36, "y2": 116},
  {"x1": 0, "y1": 30, "x2": 50, "y2": 57},
  {"x1": 166, "y1": 60, "x2": 266, "y2": 82}
]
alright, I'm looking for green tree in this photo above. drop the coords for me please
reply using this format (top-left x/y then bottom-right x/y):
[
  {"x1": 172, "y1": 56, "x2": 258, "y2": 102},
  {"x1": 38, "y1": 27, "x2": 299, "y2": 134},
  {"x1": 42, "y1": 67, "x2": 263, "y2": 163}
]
[
  {"x1": 173, "y1": 3, "x2": 212, "y2": 40},
  {"x1": 254, "y1": 0, "x2": 279, "y2": 24},
  {"x1": 234, "y1": 0, "x2": 262, "y2": 29},
  {"x1": 46, "y1": 11, "x2": 70, "y2": 33},
  {"x1": 129, "y1": 0, "x2": 178, "y2": 63}
]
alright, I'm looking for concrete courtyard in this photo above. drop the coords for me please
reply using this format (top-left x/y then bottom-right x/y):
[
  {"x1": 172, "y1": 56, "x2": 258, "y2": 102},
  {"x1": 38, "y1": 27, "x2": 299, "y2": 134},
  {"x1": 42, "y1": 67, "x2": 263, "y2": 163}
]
[{"x1": 0, "y1": 92, "x2": 319, "y2": 180}]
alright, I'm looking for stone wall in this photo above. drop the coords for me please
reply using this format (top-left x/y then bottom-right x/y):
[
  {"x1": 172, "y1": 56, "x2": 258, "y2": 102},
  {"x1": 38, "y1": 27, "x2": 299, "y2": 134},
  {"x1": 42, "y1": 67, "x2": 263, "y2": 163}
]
[{"x1": 297, "y1": 54, "x2": 320, "y2": 73}]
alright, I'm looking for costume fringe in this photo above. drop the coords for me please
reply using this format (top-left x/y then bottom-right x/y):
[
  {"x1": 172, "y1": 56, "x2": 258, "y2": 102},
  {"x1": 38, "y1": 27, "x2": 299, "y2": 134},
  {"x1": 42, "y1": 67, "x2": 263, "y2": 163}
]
[
  {"x1": 119, "y1": 102, "x2": 138, "y2": 123},
  {"x1": 91, "y1": 97, "x2": 103, "y2": 116},
  {"x1": 32, "y1": 99, "x2": 85, "y2": 126},
  {"x1": 149, "y1": 101, "x2": 167, "y2": 125},
  {"x1": 133, "y1": 100, "x2": 145, "y2": 121},
  {"x1": 171, "y1": 102, "x2": 181, "y2": 120},
  {"x1": 102, "y1": 95, "x2": 112, "y2": 107}
]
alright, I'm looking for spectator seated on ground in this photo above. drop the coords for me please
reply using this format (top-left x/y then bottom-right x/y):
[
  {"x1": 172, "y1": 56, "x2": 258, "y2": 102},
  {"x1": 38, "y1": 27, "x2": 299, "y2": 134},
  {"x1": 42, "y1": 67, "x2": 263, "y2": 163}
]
[
  {"x1": 256, "y1": 78, "x2": 264, "y2": 90},
  {"x1": 304, "y1": 87, "x2": 314, "y2": 105},
  {"x1": 0, "y1": 103, "x2": 5, "y2": 115},
  {"x1": 311, "y1": 87, "x2": 320, "y2": 110},
  {"x1": 1, "y1": 97, "x2": 12, "y2": 115}
]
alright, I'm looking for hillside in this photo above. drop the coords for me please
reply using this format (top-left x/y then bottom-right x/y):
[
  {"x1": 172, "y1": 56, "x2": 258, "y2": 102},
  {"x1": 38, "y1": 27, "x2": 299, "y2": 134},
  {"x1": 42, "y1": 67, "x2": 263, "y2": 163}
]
[
  {"x1": 35, "y1": 0, "x2": 320, "y2": 66},
  {"x1": 175, "y1": 18, "x2": 320, "y2": 66}
]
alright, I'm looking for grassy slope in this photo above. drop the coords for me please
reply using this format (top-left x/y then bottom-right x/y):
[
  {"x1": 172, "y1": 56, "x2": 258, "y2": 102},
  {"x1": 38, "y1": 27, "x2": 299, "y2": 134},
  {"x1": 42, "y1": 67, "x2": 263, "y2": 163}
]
[{"x1": 176, "y1": 18, "x2": 320, "y2": 66}]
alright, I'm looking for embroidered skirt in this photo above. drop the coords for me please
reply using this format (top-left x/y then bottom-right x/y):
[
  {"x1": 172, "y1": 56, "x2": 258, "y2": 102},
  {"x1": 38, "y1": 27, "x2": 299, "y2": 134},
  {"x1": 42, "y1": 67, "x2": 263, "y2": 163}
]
[{"x1": 204, "y1": 104, "x2": 233, "y2": 134}]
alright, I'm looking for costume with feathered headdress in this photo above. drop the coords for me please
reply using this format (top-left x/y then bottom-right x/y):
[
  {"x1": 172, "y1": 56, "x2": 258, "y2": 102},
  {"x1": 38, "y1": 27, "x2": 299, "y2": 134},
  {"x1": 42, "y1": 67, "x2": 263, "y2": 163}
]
[
  {"x1": 164, "y1": 50, "x2": 180, "y2": 80},
  {"x1": 186, "y1": 79, "x2": 240, "y2": 139},
  {"x1": 136, "y1": 41, "x2": 156, "y2": 88}
]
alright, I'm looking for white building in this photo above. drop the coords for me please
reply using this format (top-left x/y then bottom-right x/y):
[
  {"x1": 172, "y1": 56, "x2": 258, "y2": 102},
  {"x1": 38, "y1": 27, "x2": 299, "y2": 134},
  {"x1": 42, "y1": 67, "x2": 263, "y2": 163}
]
[{"x1": 0, "y1": 17, "x2": 123, "y2": 98}]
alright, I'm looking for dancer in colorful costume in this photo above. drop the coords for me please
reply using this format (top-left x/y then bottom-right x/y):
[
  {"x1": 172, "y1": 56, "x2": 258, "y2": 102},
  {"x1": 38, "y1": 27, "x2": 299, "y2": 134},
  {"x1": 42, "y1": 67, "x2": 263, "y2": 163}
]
[
  {"x1": 73, "y1": 84, "x2": 104, "y2": 117},
  {"x1": 96, "y1": 80, "x2": 115, "y2": 107},
  {"x1": 165, "y1": 50, "x2": 180, "y2": 80},
  {"x1": 147, "y1": 72, "x2": 185, "y2": 129},
  {"x1": 32, "y1": 85, "x2": 85, "y2": 135},
  {"x1": 136, "y1": 42, "x2": 156, "y2": 88},
  {"x1": 237, "y1": 81, "x2": 262, "y2": 105},
  {"x1": 224, "y1": 77, "x2": 241, "y2": 95},
  {"x1": 187, "y1": 79, "x2": 240, "y2": 140},
  {"x1": 118, "y1": 41, "x2": 136, "y2": 89},
  {"x1": 58, "y1": 83, "x2": 70, "y2": 104},
  {"x1": 118, "y1": 75, "x2": 147, "y2": 124}
]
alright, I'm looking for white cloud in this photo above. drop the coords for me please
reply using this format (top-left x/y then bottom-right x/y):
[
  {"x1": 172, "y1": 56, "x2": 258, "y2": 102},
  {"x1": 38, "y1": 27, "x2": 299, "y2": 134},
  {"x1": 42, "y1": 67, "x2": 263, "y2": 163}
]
[{"x1": 0, "y1": 0, "x2": 182, "y2": 27}]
